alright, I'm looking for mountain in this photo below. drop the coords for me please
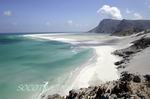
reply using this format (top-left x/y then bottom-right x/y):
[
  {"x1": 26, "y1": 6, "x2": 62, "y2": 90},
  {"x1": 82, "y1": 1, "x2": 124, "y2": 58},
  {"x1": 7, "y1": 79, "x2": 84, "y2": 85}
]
[
  {"x1": 89, "y1": 19, "x2": 150, "y2": 36},
  {"x1": 112, "y1": 19, "x2": 150, "y2": 36},
  {"x1": 88, "y1": 19, "x2": 121, "y2": 33}
]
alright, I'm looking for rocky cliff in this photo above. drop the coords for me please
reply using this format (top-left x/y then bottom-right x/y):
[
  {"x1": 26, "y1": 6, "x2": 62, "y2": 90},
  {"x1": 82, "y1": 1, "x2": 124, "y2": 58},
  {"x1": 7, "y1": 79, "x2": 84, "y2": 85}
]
[
  {"x1": 89, "y1": 19, "x2": 150, "y2": 36},
  {"x1": 88, "y1": 19, "x2": 121, "y2": 33},
  {"x1": 113, "y1": 19, "x2": 150, "y2": 36}
]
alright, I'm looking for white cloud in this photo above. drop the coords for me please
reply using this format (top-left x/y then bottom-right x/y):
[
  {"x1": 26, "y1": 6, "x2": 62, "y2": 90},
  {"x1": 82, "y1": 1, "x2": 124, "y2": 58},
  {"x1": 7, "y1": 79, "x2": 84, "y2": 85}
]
[
  {"x1": 97, "y1": 5, "x2": 122, "y2": 19},
  {"x1": 3, "y1": 10, "x2": 12, "y2": 16},
  {"x1": 67, "y1": 20, "x2": 73, "y2": 25},
  {"x1": 133, "y1": 13, "x2": 143, "y2": 19}
]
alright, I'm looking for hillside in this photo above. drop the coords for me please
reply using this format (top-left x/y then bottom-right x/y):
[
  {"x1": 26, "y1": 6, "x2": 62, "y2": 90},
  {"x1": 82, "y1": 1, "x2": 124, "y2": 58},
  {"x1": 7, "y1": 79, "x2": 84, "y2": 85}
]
[
  {"x1": 89, "y1": 19, "x2": 150, "y2": 36},
  {"x1": 88, "y1": 19, "x2": 121, "y2": 33},
  {"x1": 113, "y1": 19, "x2": 150, "y2": 36}
]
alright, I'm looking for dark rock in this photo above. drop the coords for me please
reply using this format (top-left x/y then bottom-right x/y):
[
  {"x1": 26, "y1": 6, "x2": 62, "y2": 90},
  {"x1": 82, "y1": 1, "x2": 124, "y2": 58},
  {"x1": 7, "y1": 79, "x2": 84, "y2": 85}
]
[
  {"x1": 95, "y1": 88, "x2": 103, "y2": 98},
  {"x1": 120, "y1": 72, "x2": 133, "y2": 82},
  {"x1": 113, "y1": 50, "x2": 124, "y2": 57},
  {"x1": 48, "y1": 73, "x2": 150, "y2": 99},
  {"x1": 48, "y1": 94, "x2": 63, "y2": 99},
  {"x1": 133, "y1": 75, "x2": 141, "y2": 83},
  {"x1": 144, "y1": 75, "x2": 150, "y2": 82},
  {"x1": 116, "y1": 65, "x2": 125, "y2": 69},
  {"x1": 67, "y1": 90, "x2": 78, "y2": 99},
  {"x1": 88, "y1": 19, "x2": 121, "y2": 33},
  {"x1": 114, "y1": 60, "x2": 124, "y2": 65},
  {"x1": 120, "y1": 72, "x2": 141, "y2": 83},
  {"x1": 124, "y1": 51, "x2": 134, "y2": 55},
  {"x1": 88, "y1": 19, "x2": 150, "y2": 36},
  {"x1": 111, "y1": 81, "x2": 129, "y2": 94},
  {"x1": 132, "y1": 37, "x2": 150, "y2": 49},
  {"x1": 112, "y1": 19, "x2": 150, "y2": 36}
]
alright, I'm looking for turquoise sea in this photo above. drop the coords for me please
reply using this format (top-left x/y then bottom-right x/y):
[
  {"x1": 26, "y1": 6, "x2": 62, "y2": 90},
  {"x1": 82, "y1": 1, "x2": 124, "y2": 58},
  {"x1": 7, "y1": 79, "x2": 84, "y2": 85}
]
[{"x1": 0, "y1": 33, "x2": 94, "y2": 99}]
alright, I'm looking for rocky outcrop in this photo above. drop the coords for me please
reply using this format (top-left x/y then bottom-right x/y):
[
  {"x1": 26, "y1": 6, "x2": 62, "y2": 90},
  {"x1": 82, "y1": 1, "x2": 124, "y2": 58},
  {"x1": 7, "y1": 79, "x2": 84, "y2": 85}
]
[
  {"x1": 47, "y1": 72, "x2": 150, "y2": 99},
  {"x1": 112, "y1": 19, "x2": 150, "y2": 36},
  {"x1": 89, "y1": 19, "x2": 150, "y2": 36},
  {"x1": 113, "y1": 37, "x2": 150, "y2": 69},
  {"x1": 88, "y1": 19, "x2": 121, "y2": 33}
]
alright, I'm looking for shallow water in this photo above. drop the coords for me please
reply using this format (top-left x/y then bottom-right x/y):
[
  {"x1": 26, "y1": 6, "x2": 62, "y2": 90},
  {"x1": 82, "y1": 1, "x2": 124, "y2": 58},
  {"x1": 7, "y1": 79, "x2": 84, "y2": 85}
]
[{"x1": 0, "y1": 34, "x2": 93, "y2": 99}]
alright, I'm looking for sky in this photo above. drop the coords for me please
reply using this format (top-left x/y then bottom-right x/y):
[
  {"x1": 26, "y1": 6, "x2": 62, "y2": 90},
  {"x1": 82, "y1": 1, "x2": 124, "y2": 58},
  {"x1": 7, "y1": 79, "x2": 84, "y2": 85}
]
[{"x1": 0, "y1": 0, "x2": 150, "y2": 33}]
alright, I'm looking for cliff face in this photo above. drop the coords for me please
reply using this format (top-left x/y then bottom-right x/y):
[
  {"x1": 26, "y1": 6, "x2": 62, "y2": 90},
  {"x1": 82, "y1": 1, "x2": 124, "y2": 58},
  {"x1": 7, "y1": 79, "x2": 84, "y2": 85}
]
[
  {"x1": 89, "y1": 19, "x2": 150, "y2": 36},
  {"x1": 113, "y1": 19, "x2": 150, "y2": 36},
  {"x1": 88, "y1": 19, "x2": 121, "y2": 33}
]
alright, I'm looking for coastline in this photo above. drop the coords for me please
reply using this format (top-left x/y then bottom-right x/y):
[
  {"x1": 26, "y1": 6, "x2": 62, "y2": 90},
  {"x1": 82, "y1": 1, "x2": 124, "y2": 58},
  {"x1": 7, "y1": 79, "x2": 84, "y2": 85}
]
[
  {"x1": 67, "y1": 45, "x2": 120, "y2": 89},
  {"x1": 26, "y1": 33, "x2": 123, "y2": 99},
  {"x1": 46, "y1": 32, "x2": 150, "y2": 99}
]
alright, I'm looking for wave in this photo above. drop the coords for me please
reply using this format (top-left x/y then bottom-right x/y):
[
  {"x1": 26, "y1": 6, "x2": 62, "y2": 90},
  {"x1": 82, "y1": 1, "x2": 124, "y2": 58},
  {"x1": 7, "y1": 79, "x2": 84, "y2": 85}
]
[
  {"x1": 23, "y1": 34, "x2": 76, "y2": 44},
  {"x1": 22, "y1": 34, "x2": 120, "y2": 99},
  {"x1": 37, "y1": 46, "x2": 120, "y2": 99},
  {"x1": 37, "y1": 50, "x2": 97, "y2": 99}
]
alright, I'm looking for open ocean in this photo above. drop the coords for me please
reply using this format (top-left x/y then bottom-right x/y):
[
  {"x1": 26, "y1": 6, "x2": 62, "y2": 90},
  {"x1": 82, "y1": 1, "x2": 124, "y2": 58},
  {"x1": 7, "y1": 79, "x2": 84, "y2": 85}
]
[{"x1": 0, "y1": 33, "x2": 94, "y2": 99}]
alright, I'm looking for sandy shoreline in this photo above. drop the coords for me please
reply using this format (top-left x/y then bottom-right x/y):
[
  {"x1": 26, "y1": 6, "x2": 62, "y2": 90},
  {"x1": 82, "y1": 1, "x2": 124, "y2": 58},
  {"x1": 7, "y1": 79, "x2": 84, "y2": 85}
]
[
  {"x1": 46, "y1": 32, "x2": 150, "y2": 99},
  {"x1": 24, "y1": 32, "x2": 150, "y2": 99},
  {"x1": 67, "y1": 45, "x2": 120, "y2": 90},
  {"x1": 25, "y1": 33, "x2": 121, "y2": 82},
  {"x1": 25, "y1": 33, "x2": 123, "y2": 99}
]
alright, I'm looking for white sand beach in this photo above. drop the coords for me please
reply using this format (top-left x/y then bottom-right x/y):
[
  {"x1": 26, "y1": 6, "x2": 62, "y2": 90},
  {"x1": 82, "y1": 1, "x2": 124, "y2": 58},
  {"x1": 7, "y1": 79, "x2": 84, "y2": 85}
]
[
  {"x1": 25, "y1": 33, "x2": 121, "y2": 92},
  {"x1": 24, "y1": 32, "x2": 150, "y2": 99}
]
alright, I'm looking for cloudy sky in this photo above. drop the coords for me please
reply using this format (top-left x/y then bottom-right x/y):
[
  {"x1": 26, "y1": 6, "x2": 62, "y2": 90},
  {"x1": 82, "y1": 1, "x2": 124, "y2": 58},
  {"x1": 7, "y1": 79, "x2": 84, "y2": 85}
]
[{"x1": 0, "y1": 0, "x2": 150, "y2": 33}]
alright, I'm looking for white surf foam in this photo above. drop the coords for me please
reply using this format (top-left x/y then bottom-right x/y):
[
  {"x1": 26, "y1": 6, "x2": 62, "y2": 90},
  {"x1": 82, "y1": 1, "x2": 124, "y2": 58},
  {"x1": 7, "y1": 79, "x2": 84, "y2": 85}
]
[
  {"x1": 26, "y1": 34, "x2": 120, "y2": 98},
  {"x1": 68, "y1": 46, "x2": 119, "y2": 89},
  {"x1": 23, "y1": 34, "x2": 77, "y2": 44}
]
